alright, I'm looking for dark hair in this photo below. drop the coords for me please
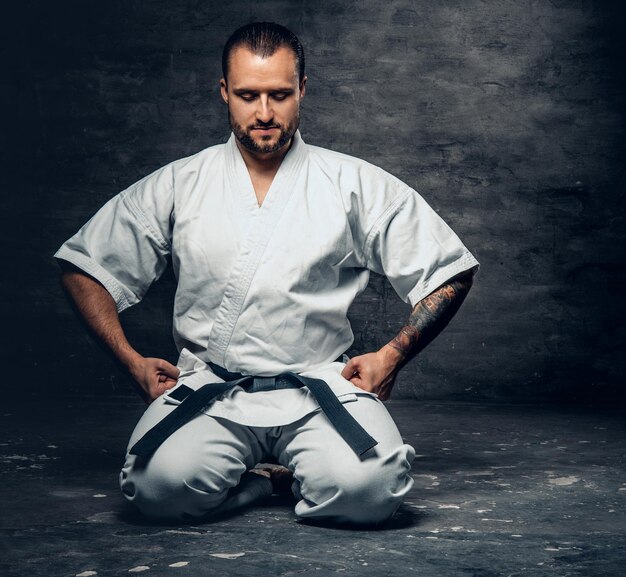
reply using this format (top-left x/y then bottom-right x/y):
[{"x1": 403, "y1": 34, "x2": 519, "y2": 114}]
[{"x1": 222, "y1": 22, "x2": 305, "y2": 83}]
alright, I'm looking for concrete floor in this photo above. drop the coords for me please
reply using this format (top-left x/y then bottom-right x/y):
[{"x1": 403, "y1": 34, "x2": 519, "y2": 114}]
[{"x1": 1, "y1": 398, "x2": 625, "y2": 577}]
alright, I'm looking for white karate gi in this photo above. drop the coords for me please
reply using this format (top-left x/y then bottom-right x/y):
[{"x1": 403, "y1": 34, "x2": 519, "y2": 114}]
[{"x1": 55, "y1": 131, "x2": 478, "y2": 524}]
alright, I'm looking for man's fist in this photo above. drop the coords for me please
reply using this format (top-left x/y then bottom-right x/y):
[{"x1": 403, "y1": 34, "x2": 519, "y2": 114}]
[
  {"x1": 340, "y1": 346, "x2": 403, "y2": 401},
  {"x1": 129, "y1": 357, "x2": 180, "y2": 403}
]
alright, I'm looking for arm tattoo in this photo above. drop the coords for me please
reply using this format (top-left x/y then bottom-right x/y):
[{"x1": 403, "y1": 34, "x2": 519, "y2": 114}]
[{"x1": 388, "y1": 271, "x2": 474, "y2": 360}]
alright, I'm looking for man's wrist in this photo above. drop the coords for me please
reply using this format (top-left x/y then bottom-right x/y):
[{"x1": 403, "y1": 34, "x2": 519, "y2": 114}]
[
  {"x1": 121, "y1": 350, "x2": 145, "y2": 375},
  {"x1": 386, "y1": 325, "x2": 419, "y2": 362},
  {"x1": 378, "y1": 343, "x2": 406, "y2": 371}
]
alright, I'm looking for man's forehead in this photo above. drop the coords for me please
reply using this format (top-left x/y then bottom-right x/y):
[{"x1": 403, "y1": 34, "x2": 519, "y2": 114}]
[{"x1": 227, "y1": 46, "x2": 299, "y2": 87}]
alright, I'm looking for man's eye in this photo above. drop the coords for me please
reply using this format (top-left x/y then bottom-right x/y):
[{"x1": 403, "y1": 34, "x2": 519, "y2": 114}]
[
  {"x1": 272, "y1": 93, "x2": 289, "y2": 101},
  {"x1": 239, "y1": 93, "x2": 256, "y2": 101}
]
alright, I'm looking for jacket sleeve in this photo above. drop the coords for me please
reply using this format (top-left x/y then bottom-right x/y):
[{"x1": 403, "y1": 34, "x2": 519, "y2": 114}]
[
  {"x1": 54, "y1": 165, "x2": 175, "y2": 312},
  {"x1": 363, "y1": 187, "x2": 479, "y2": 307}
]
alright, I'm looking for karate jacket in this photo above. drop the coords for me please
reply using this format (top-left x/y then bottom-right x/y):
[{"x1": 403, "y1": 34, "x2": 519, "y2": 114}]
[{"x1": 55, "y1": 131, "x2": 478, "y2": 425}]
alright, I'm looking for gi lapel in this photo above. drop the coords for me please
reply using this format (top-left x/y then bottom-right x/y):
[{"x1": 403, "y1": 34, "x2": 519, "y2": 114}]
[{"x1": 206, "y1": 132, "x2": 307, "y2": 369}]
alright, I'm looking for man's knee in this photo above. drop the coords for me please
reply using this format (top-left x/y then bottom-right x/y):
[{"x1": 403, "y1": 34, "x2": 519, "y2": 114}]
[
  {"x1": 295, "y1": 444, "x2": 415, "y2": 525},
  {"x1": 120, "y1": 444, "x2": 243, "y2": 520}
]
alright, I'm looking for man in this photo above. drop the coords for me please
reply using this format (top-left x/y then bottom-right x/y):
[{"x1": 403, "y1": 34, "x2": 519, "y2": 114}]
[{"x1": 56, "y1": 22, "x2": 478, "y2": 525}]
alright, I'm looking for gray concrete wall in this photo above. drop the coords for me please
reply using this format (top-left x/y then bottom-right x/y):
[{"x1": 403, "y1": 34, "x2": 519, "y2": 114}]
[{"x1": 3, "y1": 0, "x2": 625, "y2": 403}]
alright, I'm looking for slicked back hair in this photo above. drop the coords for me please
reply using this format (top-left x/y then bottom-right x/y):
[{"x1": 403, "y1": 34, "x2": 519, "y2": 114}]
[{"x1": 222, "y1": 22, "x2": 305, "y2": 84}]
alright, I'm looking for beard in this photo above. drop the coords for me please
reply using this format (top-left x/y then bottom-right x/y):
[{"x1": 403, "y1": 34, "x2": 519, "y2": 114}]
[{"x1": 229, "y1": 112, "x2": 299, "y2": 155}]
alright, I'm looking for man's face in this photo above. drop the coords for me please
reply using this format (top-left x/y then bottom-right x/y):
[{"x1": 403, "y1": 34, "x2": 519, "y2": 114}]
[{"x1": 220, "y1": 46, "x2": 306, "y2": 156}]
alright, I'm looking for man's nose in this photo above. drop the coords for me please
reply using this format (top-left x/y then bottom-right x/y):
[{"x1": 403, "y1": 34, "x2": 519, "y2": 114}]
[{"x1": 256, "y1": 96, "x2": 273, "y2": 123}]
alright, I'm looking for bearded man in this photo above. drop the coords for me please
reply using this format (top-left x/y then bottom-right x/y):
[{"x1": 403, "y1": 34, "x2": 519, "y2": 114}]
[{"x1": 56, "y1": 22, "x2": 478, "y2": 525}]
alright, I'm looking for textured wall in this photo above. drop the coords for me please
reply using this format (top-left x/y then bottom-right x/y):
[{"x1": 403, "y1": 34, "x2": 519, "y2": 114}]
[{"x1": 2, "y1": 1, "x2": 625, "y2": 402}]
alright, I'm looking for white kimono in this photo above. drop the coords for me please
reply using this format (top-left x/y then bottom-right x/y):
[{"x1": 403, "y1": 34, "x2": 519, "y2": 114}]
[{"x1": 55, "y1": 131, "x2": 478, "y2": 427}]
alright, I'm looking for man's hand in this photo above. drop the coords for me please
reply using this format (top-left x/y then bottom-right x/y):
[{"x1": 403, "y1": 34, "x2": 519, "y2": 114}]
[
  {"x1": 128, "y1": 357, "x2": 180, "y2": 403},
  {"x1": 340, "y1": 345, "x2": 403, "y2": 401}
]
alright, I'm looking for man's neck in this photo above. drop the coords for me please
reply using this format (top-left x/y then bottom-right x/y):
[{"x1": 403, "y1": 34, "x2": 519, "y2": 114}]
[{"x1": 235, "y1": 138, "x2": 294, "y2": 206}]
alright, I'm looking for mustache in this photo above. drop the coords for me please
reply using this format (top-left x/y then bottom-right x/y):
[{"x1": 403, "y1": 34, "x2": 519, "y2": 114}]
[{"x1": 249, "y1": 122, "x2": 281, "y2": 130}]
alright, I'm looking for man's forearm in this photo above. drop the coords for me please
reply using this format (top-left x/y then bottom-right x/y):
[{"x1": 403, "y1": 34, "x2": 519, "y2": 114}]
[
  {"x1": 386, "y1": 268, "x2": 476, "y2": 365},
  {"x1": 342, "y1": 268, "x2": 476, "y2": 400},
  {"x1": 61, "y1": 267, "x2": 142, "y2": 369},
  {"x1": 61, "y1": 265, "x2": 180, "y2": 401}
]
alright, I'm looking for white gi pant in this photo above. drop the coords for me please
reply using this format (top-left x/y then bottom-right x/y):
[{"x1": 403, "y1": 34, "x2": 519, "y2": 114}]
[{"x1": 119, "y1": 390, "x2": 415, "y2": 525}]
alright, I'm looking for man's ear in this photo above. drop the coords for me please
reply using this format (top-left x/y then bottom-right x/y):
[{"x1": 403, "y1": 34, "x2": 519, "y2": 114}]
[
  {"x1": 299, "y1": 76, "x2": 307, "y2": 100},
  {"x1": 220, "y1": 78, "x2": 228, "y2": 103}
]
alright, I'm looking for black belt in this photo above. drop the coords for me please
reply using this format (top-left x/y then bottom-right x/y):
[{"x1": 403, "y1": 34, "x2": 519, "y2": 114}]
[{"x1": 129, "y1": 363, "x2": 378, "y2": 460}]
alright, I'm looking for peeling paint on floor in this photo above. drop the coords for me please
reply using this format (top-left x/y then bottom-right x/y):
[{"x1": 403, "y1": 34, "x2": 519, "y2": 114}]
[
  {"x1": 548, "y1": 476, "x2": 579, "y2": 486},
  {"x1": 209, "y1": 553, "x2": 245, "y2": 560}
]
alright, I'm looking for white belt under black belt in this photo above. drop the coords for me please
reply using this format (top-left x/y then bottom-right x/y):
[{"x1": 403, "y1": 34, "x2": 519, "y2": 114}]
[{"x1": 129, "y1": 363, "x2": 378, "y2": 460}]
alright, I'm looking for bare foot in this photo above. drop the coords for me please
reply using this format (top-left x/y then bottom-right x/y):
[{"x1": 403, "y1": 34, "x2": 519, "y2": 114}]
[{"x1": 250, "y1": 464, "x2": 294, "y2": 495}]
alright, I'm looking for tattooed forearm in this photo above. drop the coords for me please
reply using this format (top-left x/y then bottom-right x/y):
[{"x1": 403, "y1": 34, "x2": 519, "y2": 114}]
[
  {"x1": 388, "y1": 326, "x2": 419, "y2": 357},
  {"x1": 387, "y1": 269, "x2": 475, "y2": 361}
]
